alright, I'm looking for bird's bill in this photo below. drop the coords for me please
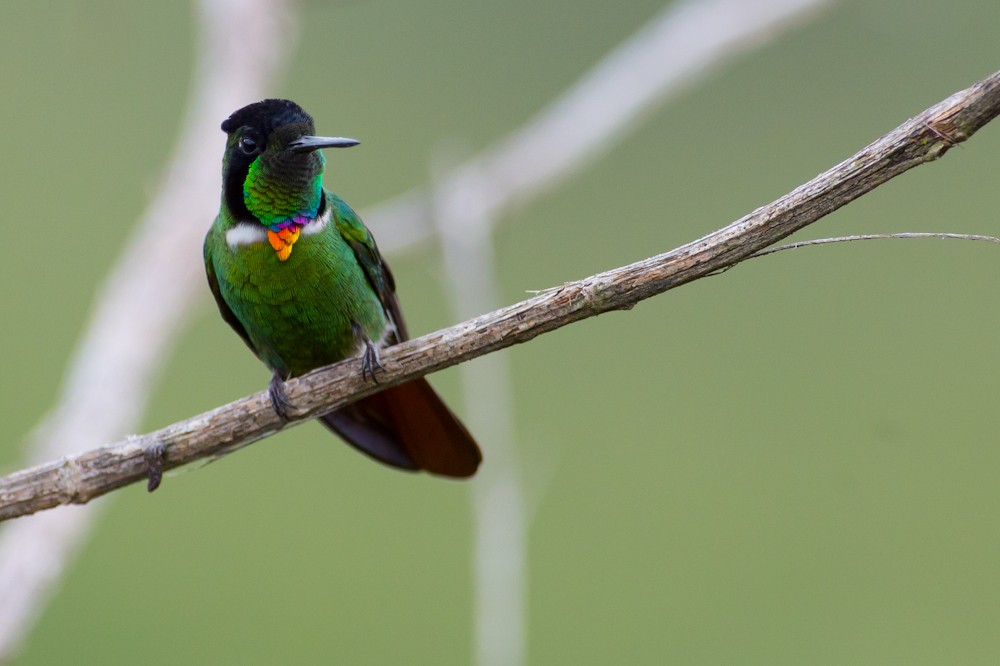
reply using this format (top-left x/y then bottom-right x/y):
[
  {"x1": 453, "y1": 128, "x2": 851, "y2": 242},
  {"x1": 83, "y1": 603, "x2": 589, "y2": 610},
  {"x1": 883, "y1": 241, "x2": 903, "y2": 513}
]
[{"x1": 287, "y1": 135, "x2": 360, "y2": 153}]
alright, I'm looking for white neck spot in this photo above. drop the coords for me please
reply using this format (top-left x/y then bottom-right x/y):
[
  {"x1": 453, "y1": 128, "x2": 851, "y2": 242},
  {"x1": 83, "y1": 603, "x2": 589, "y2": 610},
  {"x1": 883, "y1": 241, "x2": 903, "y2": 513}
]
[
  {"x1": 225, "y1": 223, "x2": 268, "y2": 249},
  {"x1": 302, "y1": 204, "x2": 332, "y2": 237}
]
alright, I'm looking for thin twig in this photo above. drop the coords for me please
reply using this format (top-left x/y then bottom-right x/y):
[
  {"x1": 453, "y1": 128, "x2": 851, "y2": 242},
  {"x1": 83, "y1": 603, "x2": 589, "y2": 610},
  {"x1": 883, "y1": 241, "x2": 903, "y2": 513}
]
[
  {"x1": 1, "y1": 68, "x2": 998, "y2": 524},
  {"x1": 704, "y1": 232, "x2": 1000, "y2": 275},
  {"x1": 751, "y1": 232, "x2": 1000, "y2": 258}
]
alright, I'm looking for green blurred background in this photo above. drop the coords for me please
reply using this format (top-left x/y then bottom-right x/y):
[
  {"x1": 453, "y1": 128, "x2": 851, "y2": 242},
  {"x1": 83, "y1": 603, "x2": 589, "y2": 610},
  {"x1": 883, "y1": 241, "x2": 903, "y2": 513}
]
[{"x1": 3, "y1": 0, "x2": 1000, "y2": 663}]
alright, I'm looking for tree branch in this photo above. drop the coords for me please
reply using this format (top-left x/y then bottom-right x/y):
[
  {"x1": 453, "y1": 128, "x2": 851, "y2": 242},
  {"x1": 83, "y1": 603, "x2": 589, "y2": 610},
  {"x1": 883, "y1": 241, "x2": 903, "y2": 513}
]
[{"x1": 2, "y1": 68, "x2": 999, "y2": 523}]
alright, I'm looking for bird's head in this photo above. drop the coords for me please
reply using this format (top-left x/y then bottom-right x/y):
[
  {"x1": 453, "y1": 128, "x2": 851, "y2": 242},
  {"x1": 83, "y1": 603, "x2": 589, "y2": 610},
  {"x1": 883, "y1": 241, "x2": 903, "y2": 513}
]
[{"x1": 220, "y1": 99, "x2": 359, "y2": 230}]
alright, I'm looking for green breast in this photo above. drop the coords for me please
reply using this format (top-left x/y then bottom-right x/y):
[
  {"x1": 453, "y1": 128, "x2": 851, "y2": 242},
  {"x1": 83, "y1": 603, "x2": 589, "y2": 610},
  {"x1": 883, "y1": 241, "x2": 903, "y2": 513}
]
[{"x1": 208, "y1": 215, "x2": 387, "y2": 377}]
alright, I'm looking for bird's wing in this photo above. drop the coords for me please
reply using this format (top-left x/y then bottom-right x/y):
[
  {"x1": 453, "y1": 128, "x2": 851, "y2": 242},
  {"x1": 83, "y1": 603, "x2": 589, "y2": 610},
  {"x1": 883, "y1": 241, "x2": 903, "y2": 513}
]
[
  {"x1": 328, "y1": 193, "x2": 409, "y2": 342},
  {"x1": 203, "y1": 231, "x2": 255, "y2": 352}
]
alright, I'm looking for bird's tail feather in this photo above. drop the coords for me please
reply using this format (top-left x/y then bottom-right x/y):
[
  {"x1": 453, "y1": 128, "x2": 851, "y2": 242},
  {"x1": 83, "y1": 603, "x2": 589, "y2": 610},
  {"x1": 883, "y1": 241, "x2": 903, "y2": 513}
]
[{"x1": 318, "y1": 377, "x2": 481, "y2": 478}]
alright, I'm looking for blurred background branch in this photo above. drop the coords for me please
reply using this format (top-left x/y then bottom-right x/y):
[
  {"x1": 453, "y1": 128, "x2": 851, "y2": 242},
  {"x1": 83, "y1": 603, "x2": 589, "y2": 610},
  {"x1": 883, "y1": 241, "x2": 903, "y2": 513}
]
[
  {"x1": 421, "y1": 2, "x2": 837, "y2": 663},
  {"x1": 0, "y1": 0, "x2": 297, "y2": 659},
  {"x1": 366, "y1": 0, "x2": 836, "y2": 255}
]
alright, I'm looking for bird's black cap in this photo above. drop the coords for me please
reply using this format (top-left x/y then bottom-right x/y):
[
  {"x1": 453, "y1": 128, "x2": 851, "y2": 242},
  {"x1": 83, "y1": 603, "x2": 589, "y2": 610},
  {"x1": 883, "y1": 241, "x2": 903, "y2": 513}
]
[{"x1": 221, "y1": 99, "x2": 314, "y2": 136}]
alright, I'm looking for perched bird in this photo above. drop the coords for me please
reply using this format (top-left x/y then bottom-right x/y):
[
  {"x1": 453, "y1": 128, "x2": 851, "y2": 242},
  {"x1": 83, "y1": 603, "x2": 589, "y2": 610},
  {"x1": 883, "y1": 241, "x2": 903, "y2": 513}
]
[{"x1": 204, "y1": 99, "x2": 481, "y2": 477}]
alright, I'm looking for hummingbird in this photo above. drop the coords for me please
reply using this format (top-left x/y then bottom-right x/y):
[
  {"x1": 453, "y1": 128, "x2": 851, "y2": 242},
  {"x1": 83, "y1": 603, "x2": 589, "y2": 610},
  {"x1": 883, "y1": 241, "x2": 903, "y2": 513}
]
[{"x1": 203, "y1": 99, "x2": 481, "y2": 478}]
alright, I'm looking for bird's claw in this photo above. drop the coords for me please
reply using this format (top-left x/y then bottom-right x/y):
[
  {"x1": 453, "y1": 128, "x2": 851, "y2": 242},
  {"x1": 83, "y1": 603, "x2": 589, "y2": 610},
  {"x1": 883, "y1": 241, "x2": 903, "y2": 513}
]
[
  {"x1": 361, "y1": 341, "x2": 383, "y2": 384},
  {"x1": 269, "y1": 371, "x2": 293, "y2": 421},
  {"x1": 353, "y1": 321, "x2": 383, "y2": 383}
]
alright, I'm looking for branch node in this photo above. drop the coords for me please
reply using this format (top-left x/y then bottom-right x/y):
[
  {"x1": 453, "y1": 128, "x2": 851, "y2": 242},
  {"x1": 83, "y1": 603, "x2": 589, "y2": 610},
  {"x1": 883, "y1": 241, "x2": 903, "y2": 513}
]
[
  {"x1": 56, "y1": 457, "x2": 83, "y2": 506},
  {"x1": 142, "y1": 441, "x2": 167, "y2": 493},
  {"x1": 578, "y1": 277, "x2": 609, "y2": 316}
]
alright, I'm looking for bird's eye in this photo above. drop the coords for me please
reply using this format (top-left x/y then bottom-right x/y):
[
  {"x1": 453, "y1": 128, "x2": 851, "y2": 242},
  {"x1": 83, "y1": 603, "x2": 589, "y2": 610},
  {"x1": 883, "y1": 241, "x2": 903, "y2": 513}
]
[{"x1": 239, "y1": 136, "x2": 259, "y2": 155}]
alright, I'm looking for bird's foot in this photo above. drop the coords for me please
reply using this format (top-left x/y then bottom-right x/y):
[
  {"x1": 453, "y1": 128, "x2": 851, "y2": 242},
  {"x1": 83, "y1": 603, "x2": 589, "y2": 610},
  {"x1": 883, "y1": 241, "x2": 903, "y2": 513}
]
[
  {"x1": 353, "y1": 321, "x2": 383, "y2": 384},
  {"x1": 143, "y1": 440, "x2": 167, "y2": 493},
  {"x1": 269, "y1": 370, "x2": 293, "y2": 421},
  {"x1": 361, "y1": 342, "x2": 383, "y2": 384}
]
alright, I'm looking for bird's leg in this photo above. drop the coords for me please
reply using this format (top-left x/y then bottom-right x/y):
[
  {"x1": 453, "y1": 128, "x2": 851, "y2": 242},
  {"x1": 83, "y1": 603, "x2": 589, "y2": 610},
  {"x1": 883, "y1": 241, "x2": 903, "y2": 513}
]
[
  {"x1": 268, "y1": 369, "x2": 293, "y2": 421},
  {"x1": 352, "y1": 321, "x2": 383, "y2": 384},
  {"x1": 142, "y1": 440, "x2": 167, "y2": 493}
]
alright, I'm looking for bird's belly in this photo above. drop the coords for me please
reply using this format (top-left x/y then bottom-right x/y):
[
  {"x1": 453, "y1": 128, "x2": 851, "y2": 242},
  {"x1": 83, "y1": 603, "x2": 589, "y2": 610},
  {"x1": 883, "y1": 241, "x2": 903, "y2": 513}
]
[{"x1": 219, "y1": 240, "x2": 387, "y2": 377}]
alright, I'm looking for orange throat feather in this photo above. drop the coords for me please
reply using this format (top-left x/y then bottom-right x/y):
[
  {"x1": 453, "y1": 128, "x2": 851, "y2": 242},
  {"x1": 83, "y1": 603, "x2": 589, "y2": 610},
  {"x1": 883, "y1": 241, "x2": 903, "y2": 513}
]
[{"x1": 267, "y1": 225, "x2": 302, "y2": 261}]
